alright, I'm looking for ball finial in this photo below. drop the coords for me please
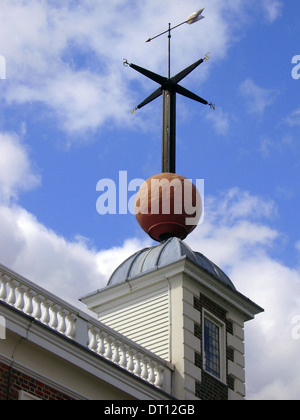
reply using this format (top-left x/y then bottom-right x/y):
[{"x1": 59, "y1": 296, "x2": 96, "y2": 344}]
[{"x1": 135, "y1": 173, "x2": 202, "y2": 242}]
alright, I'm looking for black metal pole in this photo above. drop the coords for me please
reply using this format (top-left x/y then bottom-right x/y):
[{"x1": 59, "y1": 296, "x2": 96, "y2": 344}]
[
  {"x1": 162, "y1": 87, "x2": 176, "y2": 173},
  {"x1": 168, "y1": 23, "x2": 171, "y2": 80},
  {"x1": 162, "y1": 24, "x2": 176, "y2": 173}
]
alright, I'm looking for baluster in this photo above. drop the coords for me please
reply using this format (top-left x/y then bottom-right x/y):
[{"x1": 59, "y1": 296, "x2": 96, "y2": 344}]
[
  {"x1": 41, "y1": 300, "x2": 52, "y2": 325},
  {"x1": 127, "y1": 348, "x2": 135, "y2": 372},
  {"x1": 7, "y1": 279, "x2": 18, "y2": 307},
  {"x1": 119, "y1": 344, "x2": 128, "y2": 369},
  {"x1": 32, "y1": 295, "x2": 44, "y2": 321},
  {"x1": 24, "y1": 290, "x2": 35, "y2": 316},
  {"x1": 88, "y1": 327, "x2": 98, "y2": 352},
  {"x1": 104, "y1": 335, "x2": 113, "y2": 360},
  {"x1": 154, "y1": 365, "x2": 164, "y2": 388},
  {"x1": 97, "y1": 331, "x2": 106, "y2": 355},
  {"x1": 66, "y1": 313, "x2": 76, "y2": 339},
  {"x1": 16, "y1": 284, "x2": 26, "y2": 311},
  {"x1": 112, "y1": 340, "x2": 121, "y2": 364},
  {"x1": 148, "y1": 361, "x2": 156, "y2": 385},
  {"x1": 49, "y1": 304, "x2": 60, "y2": 330},
  {"x1": 58, "y1": 309, "x2": 68, "y2": 334},
  {"x1": 133, "y1": 352, "x2": 142, "y2": 377},
  {"x1": 141, "y1": 357, "x2": 149, "y2": 381},
  {"x1": 0, "y1": 275, "x2": 9, "y2": 301}
]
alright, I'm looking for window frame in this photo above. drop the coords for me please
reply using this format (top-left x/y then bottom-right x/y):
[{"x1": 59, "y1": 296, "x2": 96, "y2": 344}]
[
  {"x1": 19, "y1": 390, "x2": 41, "y2": 400},
  {"x1": 202, "y1": 309, "x2": 227, "y2": 384}
]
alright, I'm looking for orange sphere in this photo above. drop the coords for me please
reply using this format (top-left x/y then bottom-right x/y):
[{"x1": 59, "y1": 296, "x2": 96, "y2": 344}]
[{"x1": 135, "y1": 173, "x2": 202, "y2": 242}]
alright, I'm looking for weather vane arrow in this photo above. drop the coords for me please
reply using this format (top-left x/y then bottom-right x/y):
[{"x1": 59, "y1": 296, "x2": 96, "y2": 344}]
[
  {"x1": 124, "y1": 8, "x2": 215, "y2": 174},
  {"x1": 145, "y1": 8, "x2": 205, "y2": 44}
]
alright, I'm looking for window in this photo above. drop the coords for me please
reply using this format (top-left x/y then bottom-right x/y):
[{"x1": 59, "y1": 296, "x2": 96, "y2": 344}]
[
  {"x1": 19, "y1": 390, "x2": 41, "y2": 400},
  {"x1": 203, "y1": 313, "x2": 225, "y2": 382},
  {"x1": 204, "y1": 317, "x2": 220, "y2": 378}
]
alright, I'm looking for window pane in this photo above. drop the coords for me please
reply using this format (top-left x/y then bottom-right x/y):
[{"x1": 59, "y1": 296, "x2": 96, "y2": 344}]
[{"x1": 204, "y1": 317, "x2": 220, "y2": 379}]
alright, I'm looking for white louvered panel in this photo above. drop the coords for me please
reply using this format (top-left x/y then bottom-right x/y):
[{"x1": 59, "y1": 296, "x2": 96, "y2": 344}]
[
  {"x1": 102, "y1": 297, "x2": 168, "y2": 330},
  {"x1": 104, "y1": 306, "x2": 169, "y2": 335},
  {"x1": 100, "y1": 285, "x2": 170, "y2": 361},
  {"x1": 103, "y1": 290, "x2": 168, "y2": 316}
]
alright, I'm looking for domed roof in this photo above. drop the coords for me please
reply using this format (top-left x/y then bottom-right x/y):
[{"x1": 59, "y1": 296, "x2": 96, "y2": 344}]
[{"x1": 107, "y1": 237, "x2": 236, "y2": 291}]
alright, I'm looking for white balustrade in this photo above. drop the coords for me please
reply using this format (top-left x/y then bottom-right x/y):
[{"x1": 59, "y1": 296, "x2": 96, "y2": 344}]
[
  {"x1": 0, "y1": 269, "x2": 173, "y2": 393},
  {"x1": 0, "y1": 275, "x2": 77, "y2": 342},
  {"x1": 86, "y1": 323, "x2": 168, "y2": 389}
]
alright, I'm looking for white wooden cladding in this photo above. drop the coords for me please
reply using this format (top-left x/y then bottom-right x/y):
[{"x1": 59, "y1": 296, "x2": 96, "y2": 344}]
[{"x1": 100, "y1": 285, "x2": 170, "y2": 361}]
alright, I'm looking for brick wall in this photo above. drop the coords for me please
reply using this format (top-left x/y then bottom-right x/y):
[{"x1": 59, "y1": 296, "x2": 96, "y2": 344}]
[{"x1": 0, "y1": 363, "x2": 74, "y2": 400}]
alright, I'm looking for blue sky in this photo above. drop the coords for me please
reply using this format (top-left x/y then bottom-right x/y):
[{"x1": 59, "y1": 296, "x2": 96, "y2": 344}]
[{"x1": 0, "y1": 0, "x2": 300, "y2": 400}]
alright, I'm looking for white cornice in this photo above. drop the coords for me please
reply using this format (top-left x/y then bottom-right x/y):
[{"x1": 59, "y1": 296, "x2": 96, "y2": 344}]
[
  {"x1": 183, "y1": 259, "x2": 264, "y2": 320},
  {"x1": 80, "y1": 258, "x2": 186, "y2": 312},
  {"x1": 81, "y1": 257, "x2": 263, "y2": 321}
]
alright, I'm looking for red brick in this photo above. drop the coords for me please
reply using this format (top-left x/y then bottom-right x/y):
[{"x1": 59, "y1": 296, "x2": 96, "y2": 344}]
[{"x1": 0, "y1": 363, "x2": 74, "y2": 401}]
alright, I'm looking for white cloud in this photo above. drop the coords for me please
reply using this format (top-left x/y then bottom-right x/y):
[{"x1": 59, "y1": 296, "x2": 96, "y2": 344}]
[
  {"x1": 0, "y1": 203, "x2": 150, "y2": 309},
  {"x1": 187, "y1": 188, "x2": 279, "y2": 271},
  {"x1": 239, "y1": 79, "x2": 279, "y2": 116},
  {"x1": 260, "y1": 137, "x2": 274, "y2": 157},
  {"x1": 0, "y1": 132, "x2": 40, "y2": 203},
  {"x1": 285, "y1": 109, "x2": 300, "y2": 127},
  {"x1": 0, "y1": 0, "x2": 295, "y2": 401},
  {"x1": 1, "y1": 184, "x2": 299, "y2": 399},
  {"x1": 205, "y1": 107, "x2": 230, "y2": 135},
  {"x1": 186, "y1": 188, "x2": 300, "y2": 400},
  {"x1": 236, "y1": 258, "x2": 300, "y2": 400},
  {"x1": 261, "y1": 0, "x2": 283, "y2": 23},
  {"x1": 0, "y1": 0, "x2": 282, "y2": 137}
]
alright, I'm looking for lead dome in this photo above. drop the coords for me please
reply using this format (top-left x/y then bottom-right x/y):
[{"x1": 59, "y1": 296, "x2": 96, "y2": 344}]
[{"x1": 107, "y1": 237, "x2": 236, "y2": 291}]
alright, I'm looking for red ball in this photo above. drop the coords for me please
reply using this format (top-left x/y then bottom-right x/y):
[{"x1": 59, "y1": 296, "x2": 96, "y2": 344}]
[{"x1": 135, "y1": 173, "x2": 202, "y2": 242}]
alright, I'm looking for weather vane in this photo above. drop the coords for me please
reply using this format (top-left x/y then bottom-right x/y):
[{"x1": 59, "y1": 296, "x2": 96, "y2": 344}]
[{"x1": 123, "y1": 8, "x2": 215, "y2": 174}]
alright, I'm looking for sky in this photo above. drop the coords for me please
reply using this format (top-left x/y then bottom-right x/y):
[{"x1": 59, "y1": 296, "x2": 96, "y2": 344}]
[{"x1": 0, "y1": 0, "x2": 299, "y2": 400}]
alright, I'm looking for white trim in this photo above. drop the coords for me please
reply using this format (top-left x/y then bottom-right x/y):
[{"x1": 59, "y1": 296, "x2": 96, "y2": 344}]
[
  {"x1": 19, "y1": 390, "x2": 41, "y2": 401},
  {"x1": 82, "y1": 257, "x2": 263, "y2": 322},
  {"x1": 184, "y1": 260, "x2": 263, "y2": 320}
]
